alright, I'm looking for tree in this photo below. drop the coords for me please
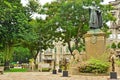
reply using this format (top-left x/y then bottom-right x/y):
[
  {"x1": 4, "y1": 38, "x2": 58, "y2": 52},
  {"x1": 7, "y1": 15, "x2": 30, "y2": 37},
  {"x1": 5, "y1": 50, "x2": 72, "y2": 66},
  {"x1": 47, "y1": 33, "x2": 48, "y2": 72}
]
[
  {"x1": 41, "y1": 0, "x2": 114, "y2": 57},
  {"x1": 0, "y1": 0, "x2": 56, "y2": 69},
  {"x1": 13, "y1": 47, "x2": 30, "y2": 63},
  {"x1": 0, "y1": 0, "x2": 31, "y2": 69},
  {"x1": 21, "y1": 0, "x2": 55, "y2": 60}
]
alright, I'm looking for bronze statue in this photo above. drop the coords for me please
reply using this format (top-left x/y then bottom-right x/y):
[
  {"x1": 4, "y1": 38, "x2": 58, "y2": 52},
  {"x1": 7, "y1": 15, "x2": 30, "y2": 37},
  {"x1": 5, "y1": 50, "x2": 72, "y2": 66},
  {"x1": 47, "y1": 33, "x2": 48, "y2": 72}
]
[
  {"x1": 111, "y1": 56, "x2": 115, "y2": 72},
  {"x1": 109, "y1": 49, "x2": 116, "y2": 72},
  {"x1": 83, "y1": 1, "x2": 102, "y2": 29}
]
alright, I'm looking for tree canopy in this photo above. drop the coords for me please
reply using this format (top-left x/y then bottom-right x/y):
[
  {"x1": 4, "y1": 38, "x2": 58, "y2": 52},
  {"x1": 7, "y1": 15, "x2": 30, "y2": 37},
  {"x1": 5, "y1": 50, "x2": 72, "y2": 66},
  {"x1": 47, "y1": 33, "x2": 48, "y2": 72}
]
[{"x1": 40, "y1": 0, "x2": 114, "y2": 54}]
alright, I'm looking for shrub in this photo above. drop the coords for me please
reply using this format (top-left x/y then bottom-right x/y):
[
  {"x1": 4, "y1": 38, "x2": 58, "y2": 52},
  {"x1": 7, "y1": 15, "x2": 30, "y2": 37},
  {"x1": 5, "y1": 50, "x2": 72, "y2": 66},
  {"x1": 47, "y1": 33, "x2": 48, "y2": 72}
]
[
  {"x1": 5, "y1": 68, "x2": 28, "y2": 72},
  {"x1": 79, "y1": 59, "x2": 109, "y2": 73},
  {"x1": 111, "y1": 42, "x2": 116, "y2": 49},
  {"x1": 0, "y1": 63, "x2": 4, "y2": 66},
  {"x1": 117, "y1": 42, "x2": 120, "y2": 48},
  {"x1": 42, "y1": 68, "x2": 50, "y2": 72}
]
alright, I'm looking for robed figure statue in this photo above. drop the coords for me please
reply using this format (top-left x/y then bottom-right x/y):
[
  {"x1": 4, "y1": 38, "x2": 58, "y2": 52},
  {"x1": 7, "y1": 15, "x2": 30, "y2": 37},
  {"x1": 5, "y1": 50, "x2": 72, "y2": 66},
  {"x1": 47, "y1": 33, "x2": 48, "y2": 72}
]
[{"x1": 83, "y1": 1, "x2": 102, "y2": 29}]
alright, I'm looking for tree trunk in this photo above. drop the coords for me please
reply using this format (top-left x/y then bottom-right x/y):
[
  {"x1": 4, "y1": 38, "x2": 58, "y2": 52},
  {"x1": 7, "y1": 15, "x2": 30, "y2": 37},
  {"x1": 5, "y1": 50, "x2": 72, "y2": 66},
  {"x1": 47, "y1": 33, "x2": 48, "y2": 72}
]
[
  {"x1": 75, "y1": 38, "x2": 79, "y2": 49},
  {"x1": 4, "y1": 43, "x2": 13, "y2": 70},
  {"x1": 30, "y1": 49, "x2": 35, "y2": 58},
  {"x1": 67, "y1": 41, "x2": 75, "y2": 59},
  {"x1": 34, "y1": 49, "x2": 40, "y2": 61},
  {"x1": 4, "y1": 61, "x2": 10, "y2": 70}
]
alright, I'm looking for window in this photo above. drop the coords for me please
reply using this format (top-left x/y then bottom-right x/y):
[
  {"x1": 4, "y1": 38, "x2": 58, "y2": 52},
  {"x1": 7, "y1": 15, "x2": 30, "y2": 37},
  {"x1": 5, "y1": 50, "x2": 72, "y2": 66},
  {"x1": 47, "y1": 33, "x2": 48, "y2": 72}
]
[
  {"x1": 118, "y1": 34, "x2": 120, "y2": 39},
  {"x1": 109, "y1": 34, "x2": 116, "y2": 39}
]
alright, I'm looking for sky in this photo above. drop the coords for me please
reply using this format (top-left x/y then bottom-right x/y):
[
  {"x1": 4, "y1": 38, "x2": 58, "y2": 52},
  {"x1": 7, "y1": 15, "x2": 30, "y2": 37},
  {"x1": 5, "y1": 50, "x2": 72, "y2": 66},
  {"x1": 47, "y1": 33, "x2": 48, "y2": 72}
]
[
  {"x1": 21, "y1": 0, "x2": 115, "y2": 6},
  {"x1": 21, "y1": 0, "x2": 54, "y2": 6},
  {"x1": 21, "y1": 0, "x2": 116, "y2": 20},
  {"x1": 39, "y1": 0, "x2": 54, "y2": 5},
  {"x1": 103, "y1": 0, "x2": 115, "y2": 4}
]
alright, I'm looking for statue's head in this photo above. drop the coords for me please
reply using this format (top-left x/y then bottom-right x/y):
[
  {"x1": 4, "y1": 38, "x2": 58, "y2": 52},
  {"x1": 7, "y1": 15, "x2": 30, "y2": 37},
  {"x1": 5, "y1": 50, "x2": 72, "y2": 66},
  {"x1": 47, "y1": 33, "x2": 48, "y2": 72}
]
[{"x1": 92, "y1": 1, "x2": 96, "y2": 6}]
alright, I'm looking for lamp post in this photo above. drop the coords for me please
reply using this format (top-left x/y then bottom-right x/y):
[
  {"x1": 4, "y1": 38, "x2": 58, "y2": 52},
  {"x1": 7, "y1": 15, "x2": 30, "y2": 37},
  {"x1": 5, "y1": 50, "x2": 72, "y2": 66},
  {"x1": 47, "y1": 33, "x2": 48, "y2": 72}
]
[
  {"x1": 58, "y1": 58, "x2": 62, "y2": 73},
  {"x1": 58, "y1": 47, "x2": 62, "y2": 73},
  {"x1": 52, "y1": 47, "x2": 57, "y2": 74}
]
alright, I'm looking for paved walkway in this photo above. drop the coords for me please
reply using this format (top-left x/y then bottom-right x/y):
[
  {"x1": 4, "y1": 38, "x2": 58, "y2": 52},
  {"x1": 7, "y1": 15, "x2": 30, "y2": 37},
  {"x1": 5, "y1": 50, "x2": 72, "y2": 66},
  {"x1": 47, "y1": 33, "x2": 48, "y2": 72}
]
[{"x1": 0, "y1": 72, "x2": 119, "y2": 80}]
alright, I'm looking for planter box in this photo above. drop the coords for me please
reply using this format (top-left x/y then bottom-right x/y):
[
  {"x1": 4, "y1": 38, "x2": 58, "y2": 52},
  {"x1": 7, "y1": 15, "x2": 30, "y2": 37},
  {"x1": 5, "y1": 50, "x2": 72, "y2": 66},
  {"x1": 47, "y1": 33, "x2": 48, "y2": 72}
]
[
  {"x1": 63, "y1": 71, "x2": 68, "y2": 77},
  {"x1": 110, "y1": 72, "x2": 117, "y2": 79},
  {"x1": 52, "y1": 70, "x2": 57, "y2": 74},
  {"x1": 58, "y1": 69, "x2": 62, "y2": 73}
]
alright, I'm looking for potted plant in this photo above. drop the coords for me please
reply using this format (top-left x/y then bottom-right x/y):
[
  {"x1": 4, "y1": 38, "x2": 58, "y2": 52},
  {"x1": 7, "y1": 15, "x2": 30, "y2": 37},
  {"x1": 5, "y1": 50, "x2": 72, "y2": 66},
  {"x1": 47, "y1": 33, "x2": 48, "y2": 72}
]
[
  {"x1": 111, "y1": 42, "x2": 116, "y2": 50},
  {"x1": 117, "y1": 42, "x2": 120, "y2": 48},
  {"x1": 62, "y1": 58, "x2": 69, "y2": 77}
]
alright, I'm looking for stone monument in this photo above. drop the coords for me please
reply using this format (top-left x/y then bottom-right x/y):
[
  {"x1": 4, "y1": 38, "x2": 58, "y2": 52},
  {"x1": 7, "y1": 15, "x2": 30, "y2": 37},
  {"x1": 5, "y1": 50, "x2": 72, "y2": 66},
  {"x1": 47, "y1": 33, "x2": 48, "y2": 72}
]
[
  {"x1": 69, "y1": 50, "x2": 87, "y2": 75},
  {"x1": 84, "y1": 30, "x2": 106, "y2": 59},
  {"x1": 83, "y1": 1, "x2": 106, "y2": 59}
]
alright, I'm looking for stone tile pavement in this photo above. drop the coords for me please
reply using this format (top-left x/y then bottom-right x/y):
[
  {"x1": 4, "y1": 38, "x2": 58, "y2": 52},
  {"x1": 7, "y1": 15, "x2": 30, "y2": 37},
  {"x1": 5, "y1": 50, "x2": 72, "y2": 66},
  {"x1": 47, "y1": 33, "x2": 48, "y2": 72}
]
[{"x1": 0, "y1": 72, "x2": 119, "y2": 80}]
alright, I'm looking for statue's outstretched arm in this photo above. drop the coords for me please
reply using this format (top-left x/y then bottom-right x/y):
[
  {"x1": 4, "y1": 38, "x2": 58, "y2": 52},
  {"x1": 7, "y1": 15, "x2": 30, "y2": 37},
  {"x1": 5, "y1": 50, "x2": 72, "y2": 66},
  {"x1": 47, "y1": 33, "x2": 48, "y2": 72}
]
[{"x1": 82, "y1": 5, "x2": 89, "y2": 9}]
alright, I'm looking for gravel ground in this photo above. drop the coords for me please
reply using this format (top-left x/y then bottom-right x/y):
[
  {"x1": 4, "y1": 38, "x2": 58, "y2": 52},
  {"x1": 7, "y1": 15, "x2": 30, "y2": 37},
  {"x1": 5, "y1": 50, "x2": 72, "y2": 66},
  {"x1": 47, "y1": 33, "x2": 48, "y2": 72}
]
[{"x1": 0, "y1": 72, "x2": 119, "y2": 80}]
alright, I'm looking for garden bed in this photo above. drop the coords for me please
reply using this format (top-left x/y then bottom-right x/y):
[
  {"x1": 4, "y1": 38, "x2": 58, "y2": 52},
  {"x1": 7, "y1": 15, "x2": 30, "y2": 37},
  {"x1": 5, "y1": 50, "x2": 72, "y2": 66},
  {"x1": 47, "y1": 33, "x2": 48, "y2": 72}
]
[
  {"x1": 5, "y1": 68, "x2": 28, "y2": 72},
  {"x1": 79, "y1": 72, "x2": 109, "y2": 76}
]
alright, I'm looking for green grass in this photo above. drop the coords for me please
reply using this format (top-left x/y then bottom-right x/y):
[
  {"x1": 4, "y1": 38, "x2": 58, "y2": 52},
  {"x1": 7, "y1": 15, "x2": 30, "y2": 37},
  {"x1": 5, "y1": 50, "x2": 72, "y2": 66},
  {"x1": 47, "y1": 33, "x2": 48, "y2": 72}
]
[
  {"x1": 42, "y1": 68, "x2": 50, "y2": 72},
  {"x1": 5, "y1": 68, "x2": 28, "y2": 72}
]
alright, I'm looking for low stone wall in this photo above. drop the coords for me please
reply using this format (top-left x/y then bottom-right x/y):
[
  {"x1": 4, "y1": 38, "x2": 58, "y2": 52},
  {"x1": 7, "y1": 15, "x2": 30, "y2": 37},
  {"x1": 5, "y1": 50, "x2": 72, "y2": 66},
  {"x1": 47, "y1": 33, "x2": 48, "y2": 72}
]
[
  {"x1": 115, "y1": 66, "x2": 120, "y2": 76},
  {"x1": 69, "y1": 67, "x2": 80, "y2": 75}
]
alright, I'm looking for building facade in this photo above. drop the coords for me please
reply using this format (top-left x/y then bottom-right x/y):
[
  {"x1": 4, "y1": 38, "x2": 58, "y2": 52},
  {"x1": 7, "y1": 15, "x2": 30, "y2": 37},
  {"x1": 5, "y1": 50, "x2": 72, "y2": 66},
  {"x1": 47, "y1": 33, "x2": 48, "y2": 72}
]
[
  {"x1": 108, "y1": 0, "x2": 120, "y2": 43},
  {"x1": 36, "y1": 41, "x2": 72, "y2": 70}
]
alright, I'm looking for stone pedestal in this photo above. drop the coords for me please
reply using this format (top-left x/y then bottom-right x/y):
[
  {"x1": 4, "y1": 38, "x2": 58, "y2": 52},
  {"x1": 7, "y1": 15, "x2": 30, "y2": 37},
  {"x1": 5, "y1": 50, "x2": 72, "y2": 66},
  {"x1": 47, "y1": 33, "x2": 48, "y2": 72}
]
[{"x1": 84, "y1": 30, "x2": 106, "y2": 59}]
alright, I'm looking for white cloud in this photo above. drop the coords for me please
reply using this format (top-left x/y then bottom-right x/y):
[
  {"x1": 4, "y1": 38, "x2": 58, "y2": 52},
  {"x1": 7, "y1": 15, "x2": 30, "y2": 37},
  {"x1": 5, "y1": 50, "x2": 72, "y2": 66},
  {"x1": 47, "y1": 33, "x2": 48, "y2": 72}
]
[
  {"x1": 31, "y1": 13, "x2": 47, "y2": 20},
  {"x1": 21, "y1": 0, "x2": 116, "y2": 6},
  {"x1": 21, "y1": 0, "x2": 54, "y2": 6},
  {"x1": 102, "y1": 0, "x2": 115, "y2": 4},
  {"x1": 21, "y1": 0, "x2": 28, "y2": 6},
  {"x1": 39, "y1": 0, "x2": 54, "y2": 5}
]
